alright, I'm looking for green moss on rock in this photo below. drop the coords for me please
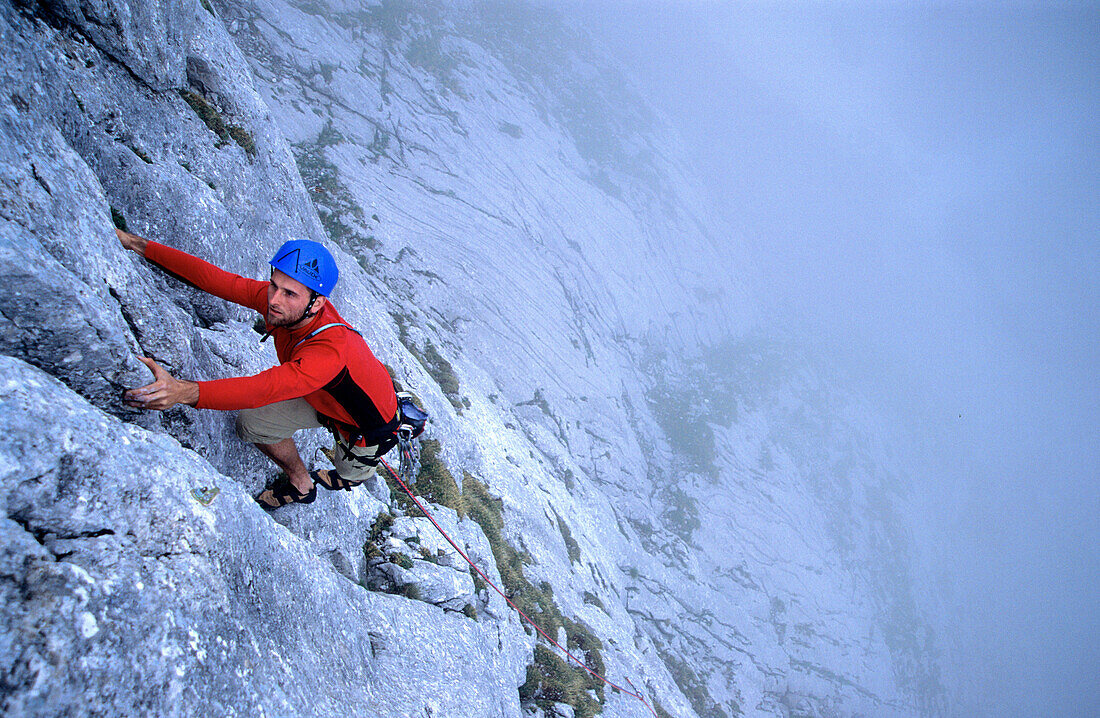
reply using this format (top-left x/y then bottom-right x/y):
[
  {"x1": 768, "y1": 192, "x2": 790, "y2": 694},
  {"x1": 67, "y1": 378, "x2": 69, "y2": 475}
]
[
  {"x1": 179, "y1": 89, "x2": 256, "y2": 158},
  {"x1": 110, "y1": 206, "x2": 127, "y2": 231},
  {"x1": 413, "y1": 439, "x2": 463, "y2": 515}
]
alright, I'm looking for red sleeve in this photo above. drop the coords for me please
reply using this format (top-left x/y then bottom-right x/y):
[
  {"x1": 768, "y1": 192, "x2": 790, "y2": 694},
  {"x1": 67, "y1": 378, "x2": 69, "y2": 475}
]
[
  {"x1": 145, "y1": 241, "x2": 267, "y2": 314},
  {"x1": 194, "y1": 341, "x2": 343, "y2": 410}
]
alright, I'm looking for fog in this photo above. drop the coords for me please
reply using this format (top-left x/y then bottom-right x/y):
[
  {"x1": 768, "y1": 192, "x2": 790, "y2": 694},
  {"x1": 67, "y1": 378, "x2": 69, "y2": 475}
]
[{"x1": 557, "y1": 2, "x2": 1099, "y2": 716}]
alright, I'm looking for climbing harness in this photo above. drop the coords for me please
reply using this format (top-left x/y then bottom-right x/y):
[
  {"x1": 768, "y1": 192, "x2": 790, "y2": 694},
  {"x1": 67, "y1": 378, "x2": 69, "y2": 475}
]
[
  {"x1": 320, "y1": 386, "x2": 427, "y2": 470},
  {"x1": 285, "y1": 321, "x2": 422, "y2": 468},
  {"x1": 377, "y1": 452, "x2": 660, "y2": 718}
]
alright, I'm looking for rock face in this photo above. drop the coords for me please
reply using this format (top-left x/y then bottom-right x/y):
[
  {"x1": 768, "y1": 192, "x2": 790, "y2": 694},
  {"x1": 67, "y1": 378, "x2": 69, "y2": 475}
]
[
  {"x1": 0, "y1": 355, "x2": 529, "y2": 717},
  {"x1": 0, "y1": 1, "x2": 945, "y2": 717},
  {"x1": 36, "y1": 0, "x2": 195, "y2": 90}
]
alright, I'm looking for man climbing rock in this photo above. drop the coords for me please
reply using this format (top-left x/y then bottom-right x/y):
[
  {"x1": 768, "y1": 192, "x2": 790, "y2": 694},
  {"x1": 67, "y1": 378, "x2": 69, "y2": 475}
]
[{"x1": 118, "y1": 228, "x2": 398, "y2": 509}]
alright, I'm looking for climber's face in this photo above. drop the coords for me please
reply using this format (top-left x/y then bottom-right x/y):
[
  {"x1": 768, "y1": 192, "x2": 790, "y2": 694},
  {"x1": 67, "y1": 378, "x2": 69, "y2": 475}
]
[{"x1": 267, "y1": 269, "x2": 325, "y2": 328}]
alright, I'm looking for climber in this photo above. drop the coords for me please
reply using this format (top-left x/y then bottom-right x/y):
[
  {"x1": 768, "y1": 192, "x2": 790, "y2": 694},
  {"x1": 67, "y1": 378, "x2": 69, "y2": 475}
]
[{"x1": 117, "y1": 228, "x2": 399, "y2": 510}]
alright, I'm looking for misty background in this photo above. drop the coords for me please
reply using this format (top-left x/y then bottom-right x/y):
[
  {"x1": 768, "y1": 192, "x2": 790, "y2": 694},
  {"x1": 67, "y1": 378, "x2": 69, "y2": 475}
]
[{"x1": 556, "y1": 2, "x2": 1099, "y2": 716}]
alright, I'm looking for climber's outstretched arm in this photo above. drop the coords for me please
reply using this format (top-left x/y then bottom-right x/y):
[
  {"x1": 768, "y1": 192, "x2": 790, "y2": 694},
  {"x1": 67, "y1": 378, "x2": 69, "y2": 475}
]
[{"x1": 114, "y1": 228, "x2": 267, "y2": 312}]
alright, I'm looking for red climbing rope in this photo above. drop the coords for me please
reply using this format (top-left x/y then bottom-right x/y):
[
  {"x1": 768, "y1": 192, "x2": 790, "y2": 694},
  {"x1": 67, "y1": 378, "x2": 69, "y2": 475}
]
[{"x1": 377, "y1": 454, "x2": 659, "y2": 718}]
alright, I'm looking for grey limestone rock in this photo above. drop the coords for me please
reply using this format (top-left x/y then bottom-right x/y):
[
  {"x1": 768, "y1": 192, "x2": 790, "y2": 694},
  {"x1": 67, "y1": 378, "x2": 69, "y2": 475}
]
[
  {"x1": 365, "y1": 512, "x2": 482, "y2": 612},
  {"x1": 0, "y1": 0, "x2": 339, "y2": 482},
  {"x1": 550, "y1": 703, "x2": 576, "y2": 718},
  {"x1": 34, "y1": 0, "x2": 196, "y2": 90},
  {"x1": 0, "y1": 354, "x2": 530, "y2": 718}
]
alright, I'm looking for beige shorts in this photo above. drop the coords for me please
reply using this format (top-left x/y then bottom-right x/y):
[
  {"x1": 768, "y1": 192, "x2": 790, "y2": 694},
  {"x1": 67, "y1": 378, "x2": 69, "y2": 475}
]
[{"x1": 236, "y1": 397, "x2": 380, "y2": 482}]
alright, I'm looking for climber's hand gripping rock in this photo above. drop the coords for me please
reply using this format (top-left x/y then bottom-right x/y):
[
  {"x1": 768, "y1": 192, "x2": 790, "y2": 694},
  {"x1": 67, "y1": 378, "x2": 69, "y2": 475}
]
[{"x1": 124, "y1": 356, "x2": 199, "y2": 411}]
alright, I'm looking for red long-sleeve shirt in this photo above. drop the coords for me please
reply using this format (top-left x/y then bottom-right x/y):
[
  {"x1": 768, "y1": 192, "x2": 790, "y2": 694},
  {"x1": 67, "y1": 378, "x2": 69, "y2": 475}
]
[{"x1": 145, "y1": 241, "x2": 397, "y2": 442}]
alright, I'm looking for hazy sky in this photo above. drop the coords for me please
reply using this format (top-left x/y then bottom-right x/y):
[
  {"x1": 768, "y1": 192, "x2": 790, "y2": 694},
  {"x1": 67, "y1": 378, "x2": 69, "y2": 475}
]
[{"x1": 558, "y1": 2, "x2": 1099, "y2": 715}]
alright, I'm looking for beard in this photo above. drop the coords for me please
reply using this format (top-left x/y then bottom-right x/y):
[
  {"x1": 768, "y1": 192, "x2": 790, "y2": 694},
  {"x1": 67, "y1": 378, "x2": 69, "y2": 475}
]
[
  {"x1": 267, "y1": 307, "x2": 302, "y2": 328},
  {"x1": 267, "y1": 297, "x2": 317, "y2": 328}
]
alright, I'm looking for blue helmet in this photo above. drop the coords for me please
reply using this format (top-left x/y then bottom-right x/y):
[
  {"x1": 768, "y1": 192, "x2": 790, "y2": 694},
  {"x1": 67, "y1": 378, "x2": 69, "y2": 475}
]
[{"x1": 270, "y1": 239, "x2": 338, "y2": 296}]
